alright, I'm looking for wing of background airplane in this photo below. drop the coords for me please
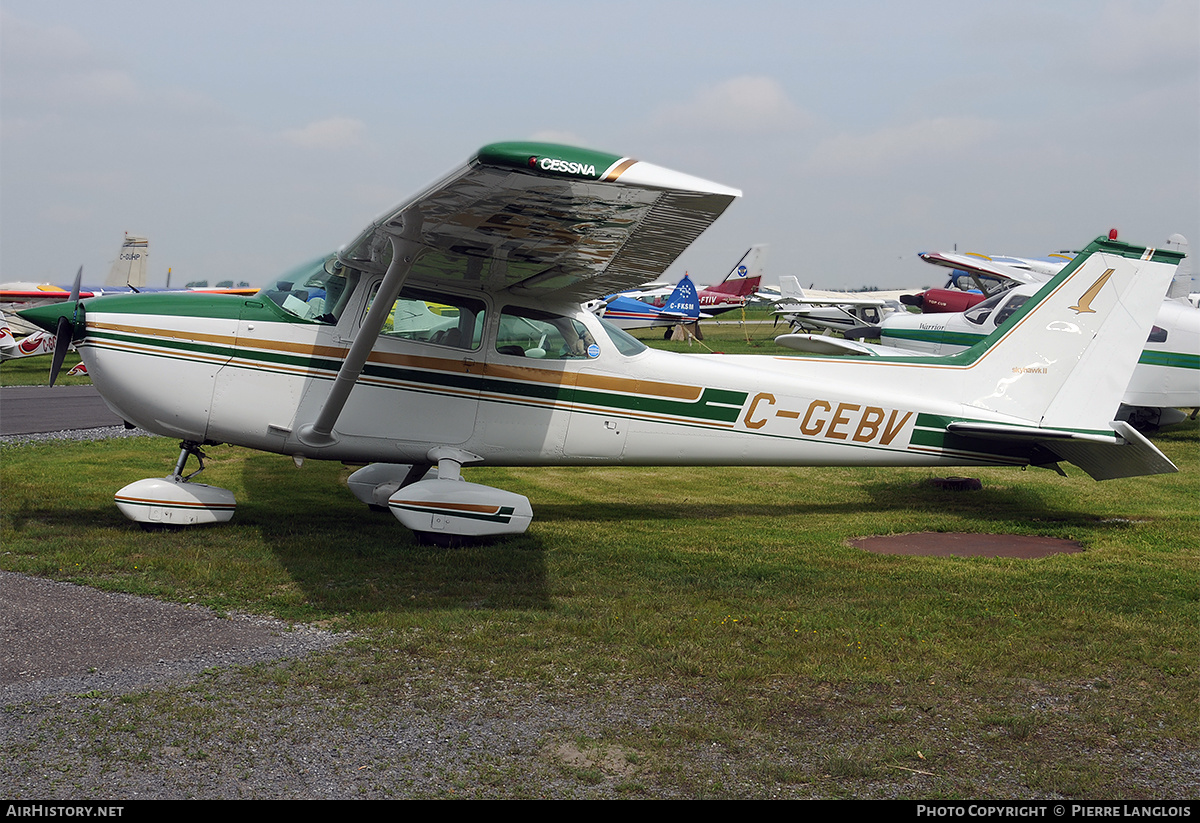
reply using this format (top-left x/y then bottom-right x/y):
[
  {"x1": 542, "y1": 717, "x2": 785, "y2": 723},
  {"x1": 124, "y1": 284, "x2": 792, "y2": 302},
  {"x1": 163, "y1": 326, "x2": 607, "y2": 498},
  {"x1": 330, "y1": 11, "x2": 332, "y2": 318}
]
[
  {"x1": 777, "y1": 295, "x2": 891, "y2": 308},
  {"x1": 764, "y1": 276, "x2": 895, "y2": 310},
  {"x1": 917, "y1": 251, "x2": 1047, "y2": 287}
]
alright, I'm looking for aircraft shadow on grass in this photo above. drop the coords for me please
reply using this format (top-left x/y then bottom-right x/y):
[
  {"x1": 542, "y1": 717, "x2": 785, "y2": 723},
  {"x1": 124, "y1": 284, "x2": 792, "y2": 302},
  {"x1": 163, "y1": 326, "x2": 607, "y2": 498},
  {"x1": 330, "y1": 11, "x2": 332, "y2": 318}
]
[
  {"x1": 6, "y1": 446, "x2": 1164, "y2": 616},
  {"x1": 529, "y1": 481, "x2": 1120, "y2": 533}
]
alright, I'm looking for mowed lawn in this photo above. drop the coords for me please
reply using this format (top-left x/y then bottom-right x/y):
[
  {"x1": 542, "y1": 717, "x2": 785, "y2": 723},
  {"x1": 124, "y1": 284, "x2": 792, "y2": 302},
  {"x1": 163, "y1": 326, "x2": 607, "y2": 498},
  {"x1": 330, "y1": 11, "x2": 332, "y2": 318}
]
[{"x1": 1, "y1": 314, "x2": 1195, "y2": 797}]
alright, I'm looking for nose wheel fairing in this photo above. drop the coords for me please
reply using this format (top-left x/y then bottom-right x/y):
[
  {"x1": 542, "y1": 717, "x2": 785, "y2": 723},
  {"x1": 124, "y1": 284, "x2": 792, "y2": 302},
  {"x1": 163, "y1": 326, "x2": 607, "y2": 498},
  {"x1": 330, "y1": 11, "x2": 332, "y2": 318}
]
[{"x1": 114, "y1": 442, "x2": 236, "y2": 529}]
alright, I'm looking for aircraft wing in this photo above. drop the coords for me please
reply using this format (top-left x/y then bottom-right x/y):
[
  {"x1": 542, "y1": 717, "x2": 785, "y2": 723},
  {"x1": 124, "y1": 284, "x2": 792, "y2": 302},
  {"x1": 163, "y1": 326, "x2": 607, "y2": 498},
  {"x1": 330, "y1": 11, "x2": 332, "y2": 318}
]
[
  {"x1": 918, "y1": 251, "x2": 1041, "y2": 286},
  {"x1": 774, "y1": 295, "x2": 890, "y2": 308},
  {"x1": 1, "y1": 288, "x2": 100, "y2": 301},
  {"x1": 337, "y1": 142, "x2": 741, "y2": 304},
  {"x1": 772, "y1": 333, "x2": 909, "y2": 357}
]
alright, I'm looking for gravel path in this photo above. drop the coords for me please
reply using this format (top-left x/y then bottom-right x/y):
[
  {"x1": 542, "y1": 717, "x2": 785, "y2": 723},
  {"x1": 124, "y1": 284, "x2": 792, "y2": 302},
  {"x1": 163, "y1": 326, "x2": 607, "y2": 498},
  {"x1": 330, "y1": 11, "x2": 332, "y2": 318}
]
[
  {"x1": 2, "y1": 566, "x2": 1196, "y2": 799},
  {"x1": 1, "y1": 571, "x2": 345, "y2": 707}
]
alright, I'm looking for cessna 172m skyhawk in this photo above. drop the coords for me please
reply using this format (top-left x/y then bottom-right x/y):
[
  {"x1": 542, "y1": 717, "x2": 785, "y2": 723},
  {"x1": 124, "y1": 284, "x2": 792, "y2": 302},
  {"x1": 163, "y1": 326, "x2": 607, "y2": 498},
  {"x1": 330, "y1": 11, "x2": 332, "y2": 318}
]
[{"x1": 20, "y1": 142, "x2": 1184, "y2": 541}]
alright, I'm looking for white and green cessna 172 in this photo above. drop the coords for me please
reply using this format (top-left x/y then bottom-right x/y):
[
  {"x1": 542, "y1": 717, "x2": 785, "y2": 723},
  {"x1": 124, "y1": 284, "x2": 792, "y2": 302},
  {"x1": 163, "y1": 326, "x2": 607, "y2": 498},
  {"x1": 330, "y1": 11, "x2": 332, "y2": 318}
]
[{"x1": 19, "y1": 142, "x2": 1186, "y2": 540}]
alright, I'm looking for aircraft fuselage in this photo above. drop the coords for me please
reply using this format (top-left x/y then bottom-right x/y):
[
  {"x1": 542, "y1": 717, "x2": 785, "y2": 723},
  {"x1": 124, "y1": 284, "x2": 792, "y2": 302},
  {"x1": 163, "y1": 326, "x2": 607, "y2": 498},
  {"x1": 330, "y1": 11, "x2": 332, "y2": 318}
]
[{"x1": 74, "y1": 285, "x2": 1038, "y2": 472}]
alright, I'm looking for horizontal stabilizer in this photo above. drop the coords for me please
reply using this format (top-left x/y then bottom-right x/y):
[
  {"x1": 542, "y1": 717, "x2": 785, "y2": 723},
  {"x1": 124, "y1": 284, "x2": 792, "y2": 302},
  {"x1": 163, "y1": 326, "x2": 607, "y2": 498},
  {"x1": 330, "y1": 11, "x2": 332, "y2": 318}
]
[{"x1": 946, "y1": 421, "x2": 1177, "y2": 480}]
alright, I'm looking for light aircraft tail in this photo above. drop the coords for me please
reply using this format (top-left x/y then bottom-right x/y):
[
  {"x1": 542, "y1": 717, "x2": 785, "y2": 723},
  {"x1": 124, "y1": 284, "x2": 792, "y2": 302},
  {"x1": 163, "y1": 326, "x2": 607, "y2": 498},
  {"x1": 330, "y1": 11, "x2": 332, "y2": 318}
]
[
  {"x1": 708, "y1": 244, "x2": 766, "y2": 296},
  {"x1": 104, "y1": 234, "x2": 149, "y2": 289},
  {"x1": 777, "y1": 275, "x2": 804, "y2": 300},
  {"x1": 1164, "y1": 234, "x2": 1192, "y2": 300},
  {"x1": 931, "y1": 235, "x2": 1182, "y2": 478},
  {"x1": 661, "y1": 275, "x2": 700, "y2": 320}
]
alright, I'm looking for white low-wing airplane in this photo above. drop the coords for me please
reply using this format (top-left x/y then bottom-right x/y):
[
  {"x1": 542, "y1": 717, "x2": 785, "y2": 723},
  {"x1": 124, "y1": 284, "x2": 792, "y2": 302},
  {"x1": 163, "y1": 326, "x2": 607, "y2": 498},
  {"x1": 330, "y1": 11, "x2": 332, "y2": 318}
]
[
  {"x1": 778, "y1": 237, "x2": 1199, "y2": 430},
  {"x1": 19, "y1": 142, "x2": 1184, "y2": 541}
]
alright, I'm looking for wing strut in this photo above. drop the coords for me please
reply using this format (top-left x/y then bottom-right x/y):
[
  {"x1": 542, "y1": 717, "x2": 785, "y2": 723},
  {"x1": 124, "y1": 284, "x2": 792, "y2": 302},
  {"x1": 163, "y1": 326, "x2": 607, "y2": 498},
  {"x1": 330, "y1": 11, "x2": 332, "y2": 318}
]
[{"x1": 297, "y1": 231, "x2": 426, "y2": 448}]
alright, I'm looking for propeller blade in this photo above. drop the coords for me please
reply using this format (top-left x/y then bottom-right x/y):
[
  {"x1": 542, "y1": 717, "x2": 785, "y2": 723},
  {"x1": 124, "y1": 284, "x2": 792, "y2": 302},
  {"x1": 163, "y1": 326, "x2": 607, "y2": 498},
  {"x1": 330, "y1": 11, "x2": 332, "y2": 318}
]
[
  {"x1": 68, "y1": 266, "x2": 82, "y2": 304},
  {"x1": 49, "y1": 266, "x2": 84, "y2": 386},
  {"x1": 48, "y1": 316, "x2": 72, "y2": 386}
]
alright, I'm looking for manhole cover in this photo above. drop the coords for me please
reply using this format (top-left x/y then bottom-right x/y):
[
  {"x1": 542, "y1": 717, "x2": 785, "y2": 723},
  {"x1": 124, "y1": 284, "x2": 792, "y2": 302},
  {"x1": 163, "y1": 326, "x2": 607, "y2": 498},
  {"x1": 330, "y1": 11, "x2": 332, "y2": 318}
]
[{"x1": 850, "y1": 532, "x2": 1083, "y2": 558}]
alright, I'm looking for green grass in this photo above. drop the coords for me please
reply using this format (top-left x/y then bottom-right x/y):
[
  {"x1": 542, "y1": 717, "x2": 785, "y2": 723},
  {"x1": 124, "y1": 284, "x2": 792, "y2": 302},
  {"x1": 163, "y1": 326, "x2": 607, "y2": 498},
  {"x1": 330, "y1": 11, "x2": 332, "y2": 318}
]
[
  {"x1": 1, "y1": 317, "x2": 1196, "y2": 797},
  {"x1": 0, "y1": 351, "x2": 89, "y2": 386},
  {"x1": 628, "y1": 307, "x2": 785, "y2": 355},
  {"x1": 1, "y1": 420, "x2": 1196, "y2": 797}
]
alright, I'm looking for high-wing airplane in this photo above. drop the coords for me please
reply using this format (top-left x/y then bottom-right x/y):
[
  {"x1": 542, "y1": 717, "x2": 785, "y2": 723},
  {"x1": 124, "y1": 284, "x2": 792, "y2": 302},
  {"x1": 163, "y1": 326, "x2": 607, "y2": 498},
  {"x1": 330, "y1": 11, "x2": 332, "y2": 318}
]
[
  {"x1": 769, "y1": 276, "x2": 907, "y2": 334},
  {"x1": 19, "y1": 142, "x2": 1184, "y2": 542},
  {"x1": 895, "y1": 232, "x2": 1186, "y2": 316},
  {"x1": 895, "y1": 247, "x2": 1079, "y2": 315},
  {"x1": 777, "y1": 242, "x2": 1200, "y2": 431}
]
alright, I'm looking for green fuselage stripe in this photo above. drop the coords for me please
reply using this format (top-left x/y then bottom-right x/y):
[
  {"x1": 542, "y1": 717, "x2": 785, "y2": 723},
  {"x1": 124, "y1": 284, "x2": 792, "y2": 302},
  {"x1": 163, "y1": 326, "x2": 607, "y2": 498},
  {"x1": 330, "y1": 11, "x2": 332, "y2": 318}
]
[{"x1": 1138, "y1": 349, "x2": 1199, "y2": 369}]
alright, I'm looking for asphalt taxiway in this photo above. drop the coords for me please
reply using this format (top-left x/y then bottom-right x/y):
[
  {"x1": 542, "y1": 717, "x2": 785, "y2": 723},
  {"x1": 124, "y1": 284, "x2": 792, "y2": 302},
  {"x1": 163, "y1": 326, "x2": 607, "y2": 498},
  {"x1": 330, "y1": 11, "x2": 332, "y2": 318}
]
[{"x1": 0, "y1": 384, "x2": 125, "y2": 435}]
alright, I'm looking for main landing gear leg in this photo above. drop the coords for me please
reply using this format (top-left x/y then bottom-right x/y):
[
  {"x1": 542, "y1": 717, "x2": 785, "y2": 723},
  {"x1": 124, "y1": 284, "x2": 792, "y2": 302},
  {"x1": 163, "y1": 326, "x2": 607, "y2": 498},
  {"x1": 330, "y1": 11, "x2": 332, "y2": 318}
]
[{"x1": 114, "y1": 440, "x2": 237, "y2": 529}]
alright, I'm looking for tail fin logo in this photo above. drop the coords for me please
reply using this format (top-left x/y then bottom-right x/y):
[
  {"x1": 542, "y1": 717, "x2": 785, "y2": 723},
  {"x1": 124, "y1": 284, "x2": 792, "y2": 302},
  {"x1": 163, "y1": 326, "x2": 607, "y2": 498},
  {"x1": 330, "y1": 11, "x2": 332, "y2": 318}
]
[{"x1": 1068, "y1": 268, "x2": 1115, "y2": 314}]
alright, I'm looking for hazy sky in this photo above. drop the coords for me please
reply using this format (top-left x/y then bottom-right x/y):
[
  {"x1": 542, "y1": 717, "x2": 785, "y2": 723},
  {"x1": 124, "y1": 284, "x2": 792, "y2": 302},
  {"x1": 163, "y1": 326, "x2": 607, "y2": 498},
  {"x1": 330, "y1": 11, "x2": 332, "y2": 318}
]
[{"x1": 2, "y1": 0, "x2": 1196, "y2": 290}]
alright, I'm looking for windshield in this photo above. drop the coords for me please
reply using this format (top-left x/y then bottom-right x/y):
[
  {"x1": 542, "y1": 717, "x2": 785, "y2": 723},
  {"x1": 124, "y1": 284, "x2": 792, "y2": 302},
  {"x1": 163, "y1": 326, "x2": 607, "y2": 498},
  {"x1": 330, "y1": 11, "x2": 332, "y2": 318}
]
[
  {"x1": 257, "y1": 254, "x2": 360, "y2": 323},
  {"x1": 963, "y1": 291, "x2": 1007, "y2": 326},
  {"x1": 597, "y1": 316, "x2": 647, "y2": 356}
]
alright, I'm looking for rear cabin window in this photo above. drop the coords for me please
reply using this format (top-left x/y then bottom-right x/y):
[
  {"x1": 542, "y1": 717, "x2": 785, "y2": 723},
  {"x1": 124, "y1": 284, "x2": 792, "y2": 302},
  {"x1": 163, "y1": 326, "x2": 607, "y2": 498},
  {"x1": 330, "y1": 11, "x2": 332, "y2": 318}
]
[{"x1": 495, "y1": 306, "x2": 597, "y2": 359}]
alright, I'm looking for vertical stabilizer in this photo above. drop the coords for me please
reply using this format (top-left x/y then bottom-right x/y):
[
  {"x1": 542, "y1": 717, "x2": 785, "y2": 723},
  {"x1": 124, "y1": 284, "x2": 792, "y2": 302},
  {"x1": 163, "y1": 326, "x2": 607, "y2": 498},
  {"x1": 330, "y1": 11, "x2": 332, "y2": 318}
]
[
  {"x1": 662, "y1": 275, "x2": 700, "y2": 319},
  {"x1": 1165, "y1": 234, "x2": 1192, "y2": 299},
  {"x1": 708, "y1": 245, "x2": 767, "y2": 296},
  {"x1": 778, "y1": 275, "x2": 804, "y2": 300},
  {"x1": 104, "y1": 234, "x2": 149, "y2": 288},
  {"x1": 949, "y1": 236, "x2": 1182, "y2": 432}
]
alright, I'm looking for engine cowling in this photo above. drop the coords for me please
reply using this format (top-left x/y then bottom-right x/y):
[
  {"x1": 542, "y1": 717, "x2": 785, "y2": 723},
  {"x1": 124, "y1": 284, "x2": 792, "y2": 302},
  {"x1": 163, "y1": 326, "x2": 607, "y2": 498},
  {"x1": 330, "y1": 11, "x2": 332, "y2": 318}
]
[{"x1": 906, "y1": 288, "x2": 987, "y2": 314}]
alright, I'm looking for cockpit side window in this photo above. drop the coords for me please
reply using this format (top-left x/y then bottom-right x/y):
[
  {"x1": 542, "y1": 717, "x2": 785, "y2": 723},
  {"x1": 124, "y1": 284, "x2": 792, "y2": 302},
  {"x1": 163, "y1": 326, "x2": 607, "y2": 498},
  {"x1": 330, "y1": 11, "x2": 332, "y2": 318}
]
[
  {"x1": 258, "y1": 254, "x2": 360, "y2": 323},
  {"x1": 992, "y1": 294, "x2": 1029, "y2": 326},
  {"x1": 495, "y1": 306, "x2": 596, "y2": 359},
  {"x1": 365, "y1": 284, "x2": 487, "y2": 350}
]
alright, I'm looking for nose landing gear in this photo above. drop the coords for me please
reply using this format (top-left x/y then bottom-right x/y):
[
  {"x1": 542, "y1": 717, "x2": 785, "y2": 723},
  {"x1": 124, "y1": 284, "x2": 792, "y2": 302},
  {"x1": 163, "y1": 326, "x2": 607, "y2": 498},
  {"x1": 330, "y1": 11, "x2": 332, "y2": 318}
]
[{"x1": 114, "y1": 441, "x2": 236, "y2": 530}]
